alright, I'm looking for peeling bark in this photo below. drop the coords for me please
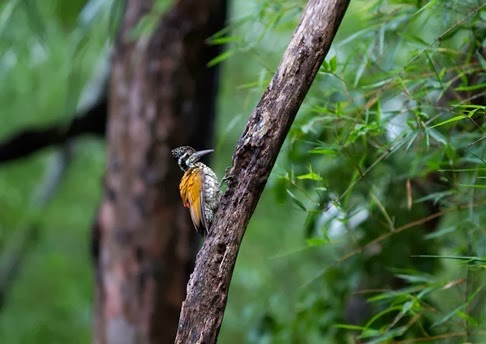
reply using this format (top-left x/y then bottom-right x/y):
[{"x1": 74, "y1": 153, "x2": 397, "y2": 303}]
[
  {"x1": 93, "y1": 0, "x2": 227, "y2": 343},
  {"x1": 175, "y1": 0, "x2": 350, "y2": 342}
]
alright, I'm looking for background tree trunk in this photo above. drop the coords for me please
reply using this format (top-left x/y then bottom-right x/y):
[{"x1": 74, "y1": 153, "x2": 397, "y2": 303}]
[
  {"x1": 175, "y1": 0, "x2": 350, "y2": 342},
  {"x1": 93, "y1": 0, "x2": 227, "y2": 343}
]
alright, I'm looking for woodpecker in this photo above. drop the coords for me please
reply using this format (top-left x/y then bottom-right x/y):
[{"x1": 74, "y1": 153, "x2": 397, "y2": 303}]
[{"x1": 171, "y1": 146, "x2": 220, "y2": 235}]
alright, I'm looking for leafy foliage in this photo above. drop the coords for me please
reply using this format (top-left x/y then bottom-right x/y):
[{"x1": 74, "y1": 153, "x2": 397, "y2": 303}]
[
  {"x1": 0, "y1": 0, "x2": 112, "y2": 341},
  {"x1": 0, "y1": 0, "x2": 484, "y2": 343},
  {"x1": 218, "y1": 0, "x2": 485, "y2": 342}
]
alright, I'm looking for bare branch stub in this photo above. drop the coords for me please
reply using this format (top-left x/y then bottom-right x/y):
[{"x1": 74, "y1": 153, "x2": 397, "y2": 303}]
[{"x1": 175, "y1": 0, "x2": 351, "y2": 342}]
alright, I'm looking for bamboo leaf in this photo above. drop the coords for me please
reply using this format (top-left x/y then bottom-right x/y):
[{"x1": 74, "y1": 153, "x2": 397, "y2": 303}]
[{"x1": 286, "y1": 190, "x2": 306, "y2": 211}]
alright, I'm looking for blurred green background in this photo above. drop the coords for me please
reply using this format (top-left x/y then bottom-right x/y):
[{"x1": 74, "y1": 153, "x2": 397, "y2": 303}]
[{"x1": 0, "y1": 0, "x2": 485, "y2": 343}]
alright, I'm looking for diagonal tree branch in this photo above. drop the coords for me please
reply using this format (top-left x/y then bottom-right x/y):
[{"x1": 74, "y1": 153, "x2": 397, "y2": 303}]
[
  {"x1": 175, "y1": 0, "x2": 350, "y2": 342},
  {"x1": 0, "y1": 98, "x2": 106, "y2": 163}
]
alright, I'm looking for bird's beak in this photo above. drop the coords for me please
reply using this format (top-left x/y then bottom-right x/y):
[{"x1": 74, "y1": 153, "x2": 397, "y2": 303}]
[{"x1": 192, "y1": 149, "x2": 214, "y2": 159}]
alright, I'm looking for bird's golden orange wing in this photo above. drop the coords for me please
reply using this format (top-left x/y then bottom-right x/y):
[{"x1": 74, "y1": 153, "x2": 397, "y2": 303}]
[{"x1": 179, "y1": 167, "x2": 204, "y2": 232}]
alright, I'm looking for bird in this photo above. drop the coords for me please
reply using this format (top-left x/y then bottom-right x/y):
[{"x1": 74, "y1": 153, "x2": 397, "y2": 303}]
[{"x1": 171, "y1": 146, "x2": 221, "y2": 235}]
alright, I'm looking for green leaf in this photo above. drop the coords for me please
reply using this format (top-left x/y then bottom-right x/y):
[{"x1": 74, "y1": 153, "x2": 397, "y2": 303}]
[
  {"x1": 428, "y1": 129, "x2": 447, "y2": 145},
  {"x1": 458, "y1": 184, "x2": 486, "y2": 189},
  {"x1": 429, "y1": 108, "x2": 480, "y2": 128},
  {"x1": 321, "y1": 59, "x2": 329, "y2": 72},
  {"x1": 456, "y1": 310, "x2": 479, "y2": 327},
  {"x1": 208, "y1": 35, "x2": 241, "y2": 45},
  {"x1": 375, "y1": 98, "x2": 381, "y2": 125},
  {"x1": 395, "y1": 273, "x2": 434, "y2": 284},
  {"x1": 207, "y1": 49, "x2": 235, "y2": 67},
  {"x1": 333, "y1": 324, "x2": 368, "y2": 331},
  {"x1": 431, "y1": 304, "x2": 467, "y2": 328},
  {"x1": 412, "y1": 255, "x2": 486, "y2": 263},
  {"x1": 454, "y1": 82, "x2": 486, "y2": 91},
  {"x1": 306, "y1": 237, "x2": 328, "y2": 247},
  {"x1": 424, "y1": 226, "x2": 456, "y2": 240},
  {"x1": 309, "y1": 147, "x2": 338, "y2": 156},
  {"x1": 297, "y1": 172, "x2": 322, "y2": 181},
  {"x1": 286, "y1": 190, "x2": 306, "y2": 211},
  {"x1": 329, "y1": 55, "x2": 337, "y2": 73}
]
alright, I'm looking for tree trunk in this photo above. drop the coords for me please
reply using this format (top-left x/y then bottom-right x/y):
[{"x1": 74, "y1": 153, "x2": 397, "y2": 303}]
[
  {"x1": 175, "y1": 0, "x2": 350, "y2": 342},
  {"x1": 92, "y1": 0, "x2": 227, "y2": 343}
]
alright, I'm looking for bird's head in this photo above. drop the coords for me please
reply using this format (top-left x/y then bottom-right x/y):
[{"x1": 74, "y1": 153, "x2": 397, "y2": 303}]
[{"x1": 171, "y1": 146, "x2": 214, "y2": 171}]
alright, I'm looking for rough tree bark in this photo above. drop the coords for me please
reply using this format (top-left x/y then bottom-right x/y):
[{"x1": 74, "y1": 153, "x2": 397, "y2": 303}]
[
  {"x1": 175, "y1": 0, "x2": 350, "y2": 342},
  {"x1": 93, "y1": 0, "x2": 227, "y2": 343}
]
